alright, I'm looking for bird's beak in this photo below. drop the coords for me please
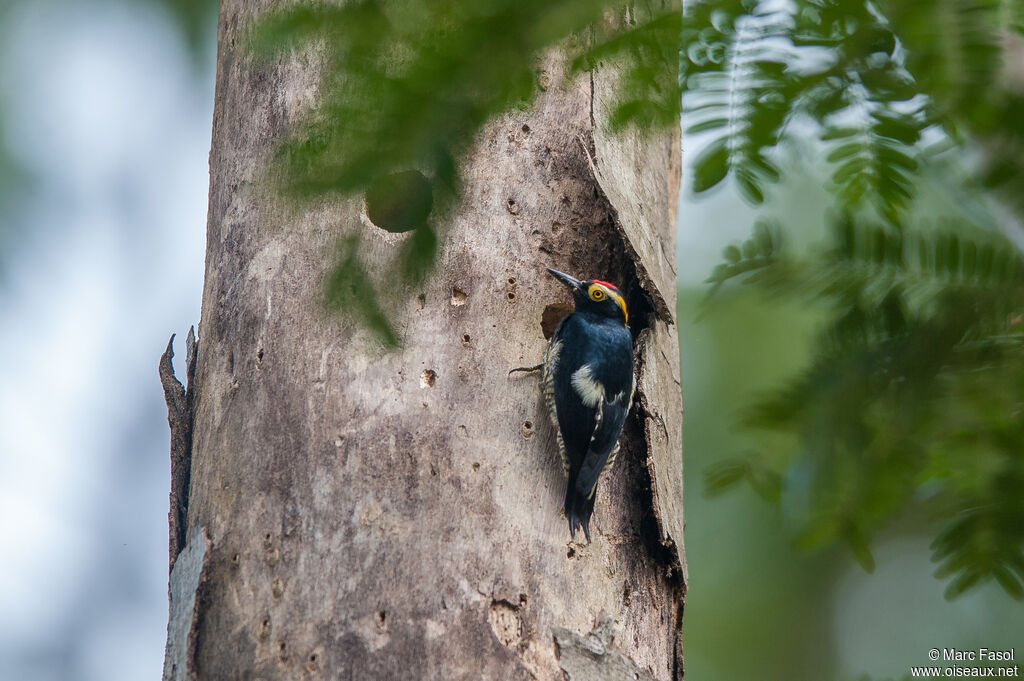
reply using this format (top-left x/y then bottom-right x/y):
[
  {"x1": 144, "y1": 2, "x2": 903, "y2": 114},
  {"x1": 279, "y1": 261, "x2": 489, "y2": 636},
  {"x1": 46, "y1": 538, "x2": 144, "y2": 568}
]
[{"x1": 547, "y1": 268, "x2": 582, "y2": 290}]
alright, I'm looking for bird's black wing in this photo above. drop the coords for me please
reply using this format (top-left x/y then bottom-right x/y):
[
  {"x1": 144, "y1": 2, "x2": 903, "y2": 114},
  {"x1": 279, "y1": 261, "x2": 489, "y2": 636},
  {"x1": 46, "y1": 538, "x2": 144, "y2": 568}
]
[{"x1": 573, "y1": 390, "x2": 630, "y2": 501}]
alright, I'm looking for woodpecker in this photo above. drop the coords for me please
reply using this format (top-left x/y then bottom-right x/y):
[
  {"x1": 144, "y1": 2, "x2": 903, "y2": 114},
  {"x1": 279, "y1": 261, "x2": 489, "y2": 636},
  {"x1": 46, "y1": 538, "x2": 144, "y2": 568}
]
[{"x1": 515, "y1": 268, "x2": 635, "y2": 543}]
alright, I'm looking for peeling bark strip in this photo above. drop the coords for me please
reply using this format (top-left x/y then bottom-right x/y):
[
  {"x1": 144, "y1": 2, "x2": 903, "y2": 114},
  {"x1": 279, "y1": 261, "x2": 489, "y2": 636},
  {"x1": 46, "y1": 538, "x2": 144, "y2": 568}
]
[
  {"x1": 162, "y1": 526, "x2": 211, "y2": 681},
  {"x1": 159, "y1": 326, "x2": 198, "y2": 569},
  {"x1": 554, "y1": 617, "x2": 661, "y2": 681},
  {"x1": 171, "y1": 3, "x2": 684, "y2": 679}
]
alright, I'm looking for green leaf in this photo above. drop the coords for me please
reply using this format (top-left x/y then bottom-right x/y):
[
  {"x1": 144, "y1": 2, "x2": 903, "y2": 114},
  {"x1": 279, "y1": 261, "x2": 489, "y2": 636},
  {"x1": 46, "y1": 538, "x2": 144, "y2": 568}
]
[
  {"x1": 703, "y1": 459, "x2": 748, "y2": 495},
  {"x1": 692, "y1": 138, "x2": 730, "y2": 192},
  {"x1": 685, "y1": 117, "x2": 729, "y2": 135},
  {"x1": 735, "y1": 168, "x2": 765, "y2": 204}
]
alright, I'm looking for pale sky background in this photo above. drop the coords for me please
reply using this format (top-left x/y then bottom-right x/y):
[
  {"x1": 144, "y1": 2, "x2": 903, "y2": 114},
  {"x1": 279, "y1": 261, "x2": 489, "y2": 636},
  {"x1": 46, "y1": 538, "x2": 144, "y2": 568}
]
[
  {"x1": 0, "y1": 2, "x2": 1021, "y2": 680},
  {"x1": 0, "y1": 2, "x2": 210, "y2": 679}
]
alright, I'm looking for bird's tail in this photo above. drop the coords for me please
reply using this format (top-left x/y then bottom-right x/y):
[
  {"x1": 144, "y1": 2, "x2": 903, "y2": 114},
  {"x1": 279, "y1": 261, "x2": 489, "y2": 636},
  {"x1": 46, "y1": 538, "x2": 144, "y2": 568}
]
[{"x1": 565, "y1": 480, "x2": 597, "y2": 543}]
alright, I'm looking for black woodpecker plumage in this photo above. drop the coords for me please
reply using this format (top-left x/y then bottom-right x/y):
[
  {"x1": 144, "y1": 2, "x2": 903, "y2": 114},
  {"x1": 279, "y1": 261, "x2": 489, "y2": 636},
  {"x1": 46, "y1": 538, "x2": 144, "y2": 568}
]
[{"x1": 542, "y1": 268, "x2": 635, "y2": 543}]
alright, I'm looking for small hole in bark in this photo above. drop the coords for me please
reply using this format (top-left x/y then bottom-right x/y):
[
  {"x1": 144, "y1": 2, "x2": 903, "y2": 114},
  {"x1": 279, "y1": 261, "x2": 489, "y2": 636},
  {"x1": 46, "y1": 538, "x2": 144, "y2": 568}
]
[
  {"x1": 451, "y1": 287, "x2": 467, "y2": 306},
  {"x1": 519, "y1": 593, "x2": 528, "y2": 605},
  {"x1": 567, "y1": 546, "x2": 576, "y2": 559},
  {"x1": 365, "y1": 170, "x2": 432, "y2": 233},
  {"x1": 542, "y1": 303, "x2": 574, "y2": 340},
  {"x1": 417, "y1": 293, "x2": 426, "y2": 308},
  {"x1": 521, "y1": 421, "x2": 534, "y2": 439},
  {"x1": 420, "y1": 369, "x2": 437, "y2": 388},
  {"x1": 472, "y1": 462, "x2": 480, "y2": 471},
  {"x1": 377, "y1": 611, "x2": 387, "y2": 627},
  {"x1": 430, "y1": 463, "x2": 438, "y2": 476},
  {"x1": 506, "y1": 292, "x2": 516, "y2": 302},
  {"x1": 506, "y1": 198, "x2": 519, "y2": 215},
  {"x1": 232, "y1": 553, "x2": 240, "y2": 564},
  {"x1": 507, "y1": 277, "x2": 516, "y2": 285},
  {"x1": 257, "y1": 347, "x2": 264, "y2": 363},
  {"x1": 521, "y1": 124, "x2": 530, "y2": 134},
  {"x1": 462, "y1": 333, "x2": 471, "y2": 344},
  {"x1": 259, "y1": 618, "x2": 271, "y2": 640},
  {"x1": 272, "y1": 577, "x2": 285, "y2": 599}
]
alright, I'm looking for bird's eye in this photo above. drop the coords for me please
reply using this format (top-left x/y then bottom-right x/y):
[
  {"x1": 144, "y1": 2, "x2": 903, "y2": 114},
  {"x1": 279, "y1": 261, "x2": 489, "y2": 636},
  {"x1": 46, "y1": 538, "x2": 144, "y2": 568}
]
[{"x1": 591, "y1": 289, "x2": 604, "y2": 300}]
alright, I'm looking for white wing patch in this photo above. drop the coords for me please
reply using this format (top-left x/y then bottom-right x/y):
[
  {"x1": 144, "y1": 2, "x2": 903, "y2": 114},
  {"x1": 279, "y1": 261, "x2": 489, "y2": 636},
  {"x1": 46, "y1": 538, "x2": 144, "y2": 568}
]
[{"x1": 571, "y1": 365, "x2": 605, "y2": 408}]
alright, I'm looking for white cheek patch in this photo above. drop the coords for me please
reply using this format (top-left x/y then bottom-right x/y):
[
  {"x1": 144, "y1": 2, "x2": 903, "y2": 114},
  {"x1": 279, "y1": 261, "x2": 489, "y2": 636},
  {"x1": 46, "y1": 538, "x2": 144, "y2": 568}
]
[{"x1": 571, "y1": 365, "x2": 605, "y2": 408}]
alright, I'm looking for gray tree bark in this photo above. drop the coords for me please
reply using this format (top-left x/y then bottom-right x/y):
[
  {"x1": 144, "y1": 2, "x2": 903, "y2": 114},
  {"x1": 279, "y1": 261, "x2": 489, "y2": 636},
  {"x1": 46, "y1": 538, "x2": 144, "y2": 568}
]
[{"x1": 161, "y1": 2, "x2": 687, "y2": 680}]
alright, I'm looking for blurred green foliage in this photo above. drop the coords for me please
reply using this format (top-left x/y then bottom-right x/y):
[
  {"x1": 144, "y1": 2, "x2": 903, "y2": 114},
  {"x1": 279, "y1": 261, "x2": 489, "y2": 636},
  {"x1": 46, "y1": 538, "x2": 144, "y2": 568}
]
[
  {"x1": 248, "y1": 0, "x2": 681, "y2": 343},
  {"x1": 705, "y1": 217, "x2": 1024, "y2": 598},
  {"x1": 682, "y1": 0, "x2": 1022, "y2": 223},
  {"x1": 157, "y1": 0, "x2": 217, "y2": 57},
  {"x1": 685, "y1": 0, "x2": 1024, "y2": 601}
]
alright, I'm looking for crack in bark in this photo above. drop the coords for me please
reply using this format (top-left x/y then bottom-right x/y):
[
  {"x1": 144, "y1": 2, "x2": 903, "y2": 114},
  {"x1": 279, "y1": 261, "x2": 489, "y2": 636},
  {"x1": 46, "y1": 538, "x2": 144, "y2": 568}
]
[
  {"x1": 577, "y1": 94, "x2": 673, "y2": 324},
  {"x1": 631, "y1": 330, "x2": 682, "y2": 578},
  {"x1": 632, "y1": 328, "x2": 686, "y2": 681},
  {"x1": 576, "y1": 132, "x2": 681, "y2": 577},
  {"x1": 579, "y1": 103, "x2": 685, "y2": 677},
  {"x1": 160, "y1": 326, "x2": 199, "y2": 570}
]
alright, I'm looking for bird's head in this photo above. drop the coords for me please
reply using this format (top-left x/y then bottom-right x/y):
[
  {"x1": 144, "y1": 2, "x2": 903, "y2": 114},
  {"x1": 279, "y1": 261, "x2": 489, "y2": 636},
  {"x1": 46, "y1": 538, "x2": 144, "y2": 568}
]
[{"x1": 547, "y1": 268, "x2": 628, "y2": 326}]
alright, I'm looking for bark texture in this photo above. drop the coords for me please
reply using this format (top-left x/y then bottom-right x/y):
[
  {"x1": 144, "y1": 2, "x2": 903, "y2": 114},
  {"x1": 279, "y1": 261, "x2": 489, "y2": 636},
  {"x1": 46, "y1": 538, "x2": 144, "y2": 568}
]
[
  {"x1": 165, "y1": 2, "x2": 686, "y2": 679},
  {"x1": 160, "y1": 326, "x2": 197, "y2": 568}
]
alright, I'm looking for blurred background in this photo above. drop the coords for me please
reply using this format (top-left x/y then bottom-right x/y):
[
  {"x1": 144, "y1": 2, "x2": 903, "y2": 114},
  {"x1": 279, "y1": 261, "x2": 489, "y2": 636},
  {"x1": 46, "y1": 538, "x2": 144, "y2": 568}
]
[
  {"x1": 0, "y1": 1, "x2": 1021, "y2": 680},
  {"x1": 0, "y1": 1, "x2": 213, "y2": 679}
]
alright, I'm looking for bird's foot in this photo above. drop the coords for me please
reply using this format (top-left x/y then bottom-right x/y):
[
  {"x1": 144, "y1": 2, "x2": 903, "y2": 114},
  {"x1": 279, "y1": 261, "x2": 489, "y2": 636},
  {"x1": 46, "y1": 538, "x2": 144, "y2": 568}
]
[{"x1": 508, "y1": 363, "x2": 543, "y2": 377}]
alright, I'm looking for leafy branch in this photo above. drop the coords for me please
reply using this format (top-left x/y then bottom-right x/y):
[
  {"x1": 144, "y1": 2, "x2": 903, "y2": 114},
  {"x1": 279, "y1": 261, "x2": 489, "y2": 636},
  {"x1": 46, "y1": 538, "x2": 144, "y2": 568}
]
[{"x1": 706, "y1": 216, "x2": 1024, "y2": 597}]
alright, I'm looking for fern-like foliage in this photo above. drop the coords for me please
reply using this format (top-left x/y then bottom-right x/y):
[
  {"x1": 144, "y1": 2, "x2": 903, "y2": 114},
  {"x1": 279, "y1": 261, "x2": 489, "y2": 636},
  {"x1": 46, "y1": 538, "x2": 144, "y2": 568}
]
[
  {"x1": 706, "y1": 216, "x2": 1024, "y2": 597},
  {"x1": 249, "y1": 0, "x2": 682, "y2": 342},
  {"x1": 681, "y1": 0, "x2": 1024, "y2": 226},
  {"x1": 682, "y1": 1, "x2": 789, "y2": 202}
]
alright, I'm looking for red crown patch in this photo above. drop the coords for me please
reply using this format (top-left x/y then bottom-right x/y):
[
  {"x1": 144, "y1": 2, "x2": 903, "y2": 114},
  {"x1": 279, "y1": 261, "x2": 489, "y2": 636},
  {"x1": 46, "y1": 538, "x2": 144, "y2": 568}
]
[{"x1": 592, "y1": 279, "x2": 618, "y2": 290}]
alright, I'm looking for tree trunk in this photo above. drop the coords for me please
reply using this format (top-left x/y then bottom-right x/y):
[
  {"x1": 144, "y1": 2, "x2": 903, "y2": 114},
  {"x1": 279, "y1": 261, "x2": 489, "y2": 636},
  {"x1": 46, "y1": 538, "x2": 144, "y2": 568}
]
[{"x1": 161, "y1": 3, "x2": 687, "y2": 680}]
